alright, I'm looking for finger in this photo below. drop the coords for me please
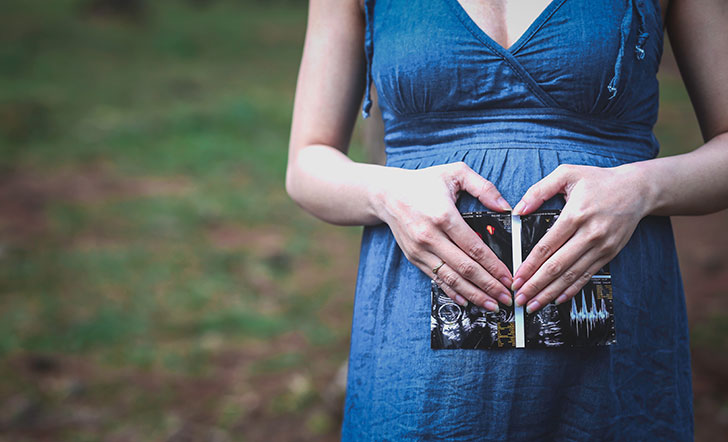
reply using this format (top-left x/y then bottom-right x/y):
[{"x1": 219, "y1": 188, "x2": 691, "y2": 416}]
[
  {"x1": 513, "y1": 164, "x2": 574, "y2": 215},
  {"x1": 512, "y1": 212, "x2": 579, "y2": 291},
  {"x1": 403, "y1": 225, "x2": 504, "y2": 309},
  {"x1": 454, "y1": 162, "x2": 511, "y2": 212},
  {"x1": 514, "y1": 227, "x2": 591, "y2": 306},
  {"x1": 419, "y1": 250, "x2": 480, "y2": 308},
  {"x1": 442, "y1": 211, "x2": 513, "y2": 283},
  {"x1": 431, "y1": 262, "x2": 501, "y2": 312},
  {"x1": 425, "y1": 206, "x2": 513, "y2": 302},
  {"x1": 433, "y1": 236, "x2": 513, "y2": 307},
  {"x1": 523, "y1": 249, "x2": 604, "y2": 314},
  {"x1": 553, "y1": 259, "x2": 610, "y2": 306},
  {"x1": 432, "y1": 276, "x2": 468, "y2": 307}
]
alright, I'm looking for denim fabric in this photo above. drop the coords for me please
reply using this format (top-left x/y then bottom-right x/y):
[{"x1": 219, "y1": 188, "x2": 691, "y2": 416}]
[{"x1": 344, "y1": 0, "x2": 693, "y2": 440}]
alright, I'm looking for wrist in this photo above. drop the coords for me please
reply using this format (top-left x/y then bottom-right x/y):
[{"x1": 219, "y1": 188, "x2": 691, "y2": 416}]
[
  {"x1": 616, "y1": 161, "x2": 661, "y2": 218},
  {"x1": 366, "y1": 165, "x2": 403, "y2": 225}
]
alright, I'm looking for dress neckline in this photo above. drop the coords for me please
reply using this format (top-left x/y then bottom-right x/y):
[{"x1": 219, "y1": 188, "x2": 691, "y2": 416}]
[{"x1": 445, "y1": 0, "x2": 568, "y2": 55}]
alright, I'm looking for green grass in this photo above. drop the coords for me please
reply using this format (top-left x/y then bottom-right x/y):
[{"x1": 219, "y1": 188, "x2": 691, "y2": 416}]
[{"x1": 0, "y1": 2, "x2": 361, "y2": 439}]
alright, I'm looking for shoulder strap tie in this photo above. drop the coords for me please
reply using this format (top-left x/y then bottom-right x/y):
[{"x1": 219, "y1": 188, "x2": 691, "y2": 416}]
[
  {"x1": 361, "y1": 0, "x2": 375, "y2": 119},
  {"x1": 607, "y1": 0, "x2": 649, "y2": 100}
]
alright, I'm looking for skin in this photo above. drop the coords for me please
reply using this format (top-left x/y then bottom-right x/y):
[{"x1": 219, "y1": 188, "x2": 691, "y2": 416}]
[{"x1": 286, "y1": 0, "x2": 728, "y2": 314}]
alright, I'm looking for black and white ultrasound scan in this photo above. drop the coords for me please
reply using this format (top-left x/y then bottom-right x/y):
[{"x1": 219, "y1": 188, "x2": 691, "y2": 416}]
[{"x1": 431, "y1": 210, "x2": 616, "y2": 349}]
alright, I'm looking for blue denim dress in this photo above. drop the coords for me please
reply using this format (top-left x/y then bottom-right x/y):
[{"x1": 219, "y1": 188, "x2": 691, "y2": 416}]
[{"x1": 343, "y1": 0, "x2": 693, "y2": 440}]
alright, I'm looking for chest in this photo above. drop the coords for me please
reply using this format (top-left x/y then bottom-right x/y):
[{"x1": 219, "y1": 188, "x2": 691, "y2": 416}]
[
  {"x1": 370, "y1": 0, "x2": 664, "y2": 120},
  {"x1": 457, "y1": 0, "x2": 667, "y2": 50},
  {"x1": 457, "y1": 0, "x2": 555, "y2": 50}
]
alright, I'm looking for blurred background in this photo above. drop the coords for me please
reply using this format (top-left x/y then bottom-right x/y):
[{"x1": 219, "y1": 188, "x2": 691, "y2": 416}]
[{"x1": 0, "y1": 0, "x2": 725, "y2": 441}]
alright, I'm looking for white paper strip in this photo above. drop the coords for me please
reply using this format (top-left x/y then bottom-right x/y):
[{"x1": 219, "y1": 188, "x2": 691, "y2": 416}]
[{"x1": 511, "y1": 214, "x2": 525, "y2": 348}]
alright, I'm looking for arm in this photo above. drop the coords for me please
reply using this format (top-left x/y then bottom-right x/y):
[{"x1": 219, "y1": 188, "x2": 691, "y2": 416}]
[
  {"x1": 639, "y1": 0, "x2": 728, "y2": 216},
  {"x1": 509, "y1": 0, "x2": 728, "y2": 313},
  {"x1": 285, "y1": 0, "x2": 381, "y2": 226},
  {"x1": 286, "y1": 0, "x2": 513, "y2": 310}
]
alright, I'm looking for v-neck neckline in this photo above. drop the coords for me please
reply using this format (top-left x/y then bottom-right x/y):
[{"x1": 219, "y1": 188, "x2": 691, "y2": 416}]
[{"x1": 445, "y1": 0, "x2": 568, "y2": 55}]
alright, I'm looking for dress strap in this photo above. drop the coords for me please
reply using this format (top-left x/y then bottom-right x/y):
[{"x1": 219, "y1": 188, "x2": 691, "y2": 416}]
[
  {"x1": 607, "y1": 0, "x2": 650, "y2": 100},
  {"x1": 634, "y1": 0, "x2": 650, "y2": 60},
  {"x1": 361, "y1": 0, "x2": 375, "y2": 119}
]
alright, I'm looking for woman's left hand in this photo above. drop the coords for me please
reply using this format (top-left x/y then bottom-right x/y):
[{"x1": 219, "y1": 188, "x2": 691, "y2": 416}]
[{"x1": 510, "y1": 163, "x2": 650, "y2": 313}]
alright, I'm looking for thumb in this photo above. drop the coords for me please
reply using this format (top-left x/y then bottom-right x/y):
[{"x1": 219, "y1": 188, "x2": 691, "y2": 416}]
[
  {"x1": 513, "y1": 165, "x2": 574, "y2": 215},
  {"x1": 454, "y1": 162, "x2": 511, "y2": 212}
]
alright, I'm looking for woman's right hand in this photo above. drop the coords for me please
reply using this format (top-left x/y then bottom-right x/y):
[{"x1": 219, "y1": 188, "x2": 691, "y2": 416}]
[{"x1": 372, "y1": 161, "x2": 514, "y2": 312}]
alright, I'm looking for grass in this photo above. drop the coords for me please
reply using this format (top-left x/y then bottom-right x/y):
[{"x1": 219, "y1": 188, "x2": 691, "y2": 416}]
[{"x1": 1, "y1": 1, "x2": 361, "y2": 439}]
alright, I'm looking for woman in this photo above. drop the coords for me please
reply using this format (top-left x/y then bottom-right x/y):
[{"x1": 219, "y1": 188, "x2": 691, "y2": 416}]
[{"x1": 286, "y1": 0, "x2": 727, "y2": 439}]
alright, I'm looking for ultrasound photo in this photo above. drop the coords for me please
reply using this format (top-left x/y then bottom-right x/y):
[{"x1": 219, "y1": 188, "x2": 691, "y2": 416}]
[
  {"x1": 431, "y1": 210, "x2": 616, "y2": 350},
  {"x1": 431, "y1": 280, "x2": 516, "y2": 349}
]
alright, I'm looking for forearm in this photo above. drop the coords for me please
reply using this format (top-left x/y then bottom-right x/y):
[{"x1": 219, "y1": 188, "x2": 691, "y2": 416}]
[
  {"x1": 625, "y1": 131, "x2": 728, "y2": 217},
  {"x1": 285, "y1": 143, "x2": 396, "y2": 226}
]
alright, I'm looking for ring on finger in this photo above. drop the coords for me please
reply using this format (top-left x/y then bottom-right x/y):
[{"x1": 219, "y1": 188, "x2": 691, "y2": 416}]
[{"x1": 432, "y1": 260, "x2": 445, "y2": 275}]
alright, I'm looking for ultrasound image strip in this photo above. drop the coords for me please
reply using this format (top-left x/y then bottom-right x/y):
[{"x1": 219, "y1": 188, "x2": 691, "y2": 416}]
[
  {"x1": 431, "y1": 211, "x2": 517, "y2": 350},
  {"x1": 431, "y1": 210, "x2": 617, "y2": 350},
  {"x1": 519, "y1": 211, "x2": 615, "y2": 347},
  {"x1": 431, "y1": 281, "x2": 514, "y2": 349}
]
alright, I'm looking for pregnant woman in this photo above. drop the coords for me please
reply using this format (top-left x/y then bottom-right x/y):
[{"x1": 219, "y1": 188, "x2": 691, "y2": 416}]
[{"x1": 286, "y1": 0, "x2": 728, "y2": 439}]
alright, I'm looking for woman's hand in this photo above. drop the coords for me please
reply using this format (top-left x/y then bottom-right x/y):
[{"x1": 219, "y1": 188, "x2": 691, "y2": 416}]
[
  {"x1": 510, "y1": 163, "x2": 650, "y2": 313},
  {"x1": 373, "y1": 161, "x2": 514, "y2": 312}
]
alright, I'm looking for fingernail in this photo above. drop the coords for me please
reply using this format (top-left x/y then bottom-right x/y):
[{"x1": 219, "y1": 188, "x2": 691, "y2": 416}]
[
  {"x1": 484, "y1": 300, "x2": 499, "y2": 313},
  {"x1": 513, "y1": 201, "x2": 527, "y2": 215},
  {"x1": 511, "y1": 277, "x2": 524, "y2": 292},
  {"x1": 515, "y1": 294, "x2": 526, "y2": 307},
  {"x1": 455, "y1": 294, "x2": 468, "y2": 306},
  {"x1": 555, "y1": 294, "x2": 567, "y2": 305},
  {"x1": 526, "y1": 300, "x2": 540, "y2": 314},
  {"x1": 497, "y1": 196, "x2": 511, "y2": 211},
  {"x1": 500, "y1": 276, "x2": 513, "y2": 288},
  {"x1": 498, "y1": 293, "x2": 512, "y2": 306}
]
